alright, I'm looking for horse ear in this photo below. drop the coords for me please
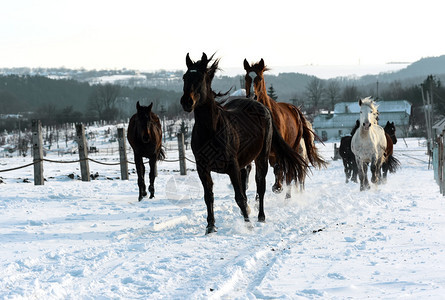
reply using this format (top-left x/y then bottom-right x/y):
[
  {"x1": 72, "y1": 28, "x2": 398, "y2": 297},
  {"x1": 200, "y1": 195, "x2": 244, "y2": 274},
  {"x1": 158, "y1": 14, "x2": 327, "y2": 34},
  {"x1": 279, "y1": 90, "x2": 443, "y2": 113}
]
[
  {"x1": 186, "y1": 53, "x2": 193, "y2": 69},
  {"x1": 386, "y1": 121, "x2": 390, "y2": 126},
  {"x1": 243, "y1": 59, "x2": 250, "y2": 71},
  {"x1": 259, "y1": 58, "x2": 265, "y2": 70},
  {"x1": 199, "y1": 52, "x2": 207, "y2": 66},
  {"x1": 136, "y1": 101, "x2": 141, "y2": 111},
  {"x1": 359, "y1": 99, "x2": 362, "y2": 106},
  {"x1": 148, "y1": 102, "x2": 153, "y2": 112}
]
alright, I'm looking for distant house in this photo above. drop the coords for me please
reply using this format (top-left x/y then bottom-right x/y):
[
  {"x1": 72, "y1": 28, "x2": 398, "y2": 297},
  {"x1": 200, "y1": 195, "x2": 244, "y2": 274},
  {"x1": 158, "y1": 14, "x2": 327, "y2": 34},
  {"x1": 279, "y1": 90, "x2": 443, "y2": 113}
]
[{"x1": 313, "y1": 100, "x2": 412, "y2": 141}]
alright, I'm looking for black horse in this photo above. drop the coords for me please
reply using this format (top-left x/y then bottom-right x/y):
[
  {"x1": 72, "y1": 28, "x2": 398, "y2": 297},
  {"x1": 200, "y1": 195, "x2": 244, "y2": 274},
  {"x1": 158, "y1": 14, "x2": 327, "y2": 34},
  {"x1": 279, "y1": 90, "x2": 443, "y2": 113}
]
[
  {"x1": 339, "y1": 120, "x2": 359, "y2": 183},
  {"x1": 384, "y1": 121, "x2": 397, "y2": 145},
  {"x1": 382, "y1": 121, "x2": 400, "y2": 180},
  {"x1": 181, "y1": 52, "x2": 307, "y2": 234},
  {"x1": 127, "y1": 102, "x2": 165, "y2": 201}
]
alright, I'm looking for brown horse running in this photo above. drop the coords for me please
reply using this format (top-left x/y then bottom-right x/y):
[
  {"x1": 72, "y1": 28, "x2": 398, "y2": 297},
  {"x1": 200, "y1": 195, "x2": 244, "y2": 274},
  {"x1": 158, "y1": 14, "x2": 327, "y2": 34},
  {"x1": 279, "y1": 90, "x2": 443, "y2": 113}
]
[
  {"x1": 244, "y1": 58, "x2": 326, "y2": 196},
  {"x1": 127, "y1": 101, "x2": 165, "y2": 201},
  {"x1": 181, "y1": 52, "x2": 308, "y2": 234},
  {"x1": 382, "y1": 121, "x2": 400, "y2": 181}
]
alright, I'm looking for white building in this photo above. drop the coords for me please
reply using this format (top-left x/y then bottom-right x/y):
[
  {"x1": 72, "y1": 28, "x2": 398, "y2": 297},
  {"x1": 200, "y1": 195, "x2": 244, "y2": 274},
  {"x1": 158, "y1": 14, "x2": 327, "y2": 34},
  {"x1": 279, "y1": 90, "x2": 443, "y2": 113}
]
[{"x1": 313, "y1": 100, "x2": 412, "y2": 141}]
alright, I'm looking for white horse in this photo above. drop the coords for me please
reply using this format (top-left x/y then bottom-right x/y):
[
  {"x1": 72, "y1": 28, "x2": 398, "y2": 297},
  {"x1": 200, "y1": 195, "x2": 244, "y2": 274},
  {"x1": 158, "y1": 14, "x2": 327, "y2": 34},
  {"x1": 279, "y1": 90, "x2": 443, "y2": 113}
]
[{"x1": 351, "y1": 97, "x2": 387, "y2": 191}]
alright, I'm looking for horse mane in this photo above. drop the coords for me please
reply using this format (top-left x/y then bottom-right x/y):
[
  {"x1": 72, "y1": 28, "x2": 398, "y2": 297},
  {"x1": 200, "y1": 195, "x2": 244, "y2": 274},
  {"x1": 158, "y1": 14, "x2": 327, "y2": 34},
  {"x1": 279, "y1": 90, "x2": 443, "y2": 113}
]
[
  {"x1": 201, "y1": 54, "x2": 233, "y2": 105},
  {"x1": 360, "y1": 97, "x2": 379, "y2": 114},
  {"x1": 251, "y1": 60, "x2": 271, "y2": 73}
]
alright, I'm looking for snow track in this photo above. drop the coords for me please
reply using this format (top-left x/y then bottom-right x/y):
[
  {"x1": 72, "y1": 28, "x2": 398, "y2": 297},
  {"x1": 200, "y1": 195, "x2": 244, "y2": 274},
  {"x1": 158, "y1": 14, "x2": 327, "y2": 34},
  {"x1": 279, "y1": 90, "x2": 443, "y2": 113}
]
[{"x1": 1, "y1": 138, "x2": 445, "y2": 298}]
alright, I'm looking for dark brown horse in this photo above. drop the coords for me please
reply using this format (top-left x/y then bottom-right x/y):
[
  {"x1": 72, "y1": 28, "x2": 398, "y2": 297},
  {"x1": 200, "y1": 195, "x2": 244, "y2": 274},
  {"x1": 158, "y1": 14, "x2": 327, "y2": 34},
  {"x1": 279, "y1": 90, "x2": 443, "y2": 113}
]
[
  {"x1": 181, "y1": 52, "x2": 307, "y2": 234},
  {"x1": 382, "y1": 121, "x2": 400, "y2": 180},
  {"x1": 127, "y1": 101, "x2": 165, "y2": 201},
  {"x1": 244, "y1": 58, "x2": 326, "y2": 196}
]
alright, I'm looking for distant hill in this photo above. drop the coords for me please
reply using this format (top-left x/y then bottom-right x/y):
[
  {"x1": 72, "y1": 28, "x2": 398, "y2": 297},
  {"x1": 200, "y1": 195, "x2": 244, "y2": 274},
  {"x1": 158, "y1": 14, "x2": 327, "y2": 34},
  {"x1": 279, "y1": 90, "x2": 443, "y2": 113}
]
[{"x1": 357, "y1": 55, "x2": 445, "y2": 85}]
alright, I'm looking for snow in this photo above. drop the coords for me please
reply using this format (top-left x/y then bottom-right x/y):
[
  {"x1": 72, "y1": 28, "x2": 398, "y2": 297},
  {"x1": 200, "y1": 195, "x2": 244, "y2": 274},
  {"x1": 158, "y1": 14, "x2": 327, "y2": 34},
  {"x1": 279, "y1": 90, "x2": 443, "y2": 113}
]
[{"x1": 1, "y1": 129, "x2": 445, "y2": 299}]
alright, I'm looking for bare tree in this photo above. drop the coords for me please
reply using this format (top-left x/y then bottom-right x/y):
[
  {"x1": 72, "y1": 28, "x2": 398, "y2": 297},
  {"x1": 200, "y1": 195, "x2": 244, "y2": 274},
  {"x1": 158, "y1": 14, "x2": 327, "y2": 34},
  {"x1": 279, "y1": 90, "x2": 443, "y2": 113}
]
[
  {"x1": 381, "y1": 80, "x2": 404, "y2": 100},
  {"x1": 305, "y1": 77, "x2": 324, "y2": 113},
  {"x1": 88, "y1": 84, "x2": 121, "y2": 120},
  {"x1": 342, "y1": 85, "x2": 359, "y2": 102},
  {"x1": 325, "y1": 80, "x2": 341, "y2": 113}
]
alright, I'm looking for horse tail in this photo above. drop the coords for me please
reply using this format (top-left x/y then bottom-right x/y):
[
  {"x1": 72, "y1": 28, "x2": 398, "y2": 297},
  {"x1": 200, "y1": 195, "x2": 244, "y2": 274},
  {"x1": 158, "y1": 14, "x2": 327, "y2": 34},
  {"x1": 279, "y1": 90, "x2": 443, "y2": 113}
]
[
  {"x1": 157, "y1": 147, "x2": 166, "y2": 161},
  {"x1": 386, "y1": 154, "x2": 401, "y2": 173},
  {"x1": 271, "y1": 120, "x2": 308, "y2": 184},
  {"x1": 293, "y1": 106, "x2": 328, "y2": 169}
]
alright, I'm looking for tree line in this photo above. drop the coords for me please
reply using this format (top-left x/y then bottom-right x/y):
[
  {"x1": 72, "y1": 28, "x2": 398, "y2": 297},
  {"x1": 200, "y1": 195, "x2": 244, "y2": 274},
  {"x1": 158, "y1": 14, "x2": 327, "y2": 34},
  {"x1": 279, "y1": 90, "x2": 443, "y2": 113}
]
[
  {"x1": 0, "y1": 75, "x2": 183, "y2": 131},
  {"x1": 1, "y1": 72, "x2": 444, "y2": 138}
]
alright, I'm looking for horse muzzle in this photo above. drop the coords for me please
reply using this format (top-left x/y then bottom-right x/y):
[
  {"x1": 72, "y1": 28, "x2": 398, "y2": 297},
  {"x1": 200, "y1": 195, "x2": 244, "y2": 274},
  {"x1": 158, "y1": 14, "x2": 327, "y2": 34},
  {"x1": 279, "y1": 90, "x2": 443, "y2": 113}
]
[
  {"x1": 180, "y1": 95, "x2": 196, "y2": 112},
  {"x1": 362, "y1": 122, "x2": 371, "y2": 130}
]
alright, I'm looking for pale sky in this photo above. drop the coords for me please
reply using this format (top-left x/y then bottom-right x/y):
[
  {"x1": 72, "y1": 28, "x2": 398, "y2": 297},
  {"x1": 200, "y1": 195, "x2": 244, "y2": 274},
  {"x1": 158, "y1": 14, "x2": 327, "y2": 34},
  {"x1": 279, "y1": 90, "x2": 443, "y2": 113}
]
[{"x1": 1, "y1": 0, "x2": 444, "y2": 75}]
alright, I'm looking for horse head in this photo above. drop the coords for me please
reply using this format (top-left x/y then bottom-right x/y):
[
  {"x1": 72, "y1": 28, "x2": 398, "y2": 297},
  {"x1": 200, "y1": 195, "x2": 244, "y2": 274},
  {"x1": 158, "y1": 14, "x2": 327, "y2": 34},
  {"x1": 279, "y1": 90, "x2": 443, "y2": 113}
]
[
  {"x1": 181, "y1": 52, "x2": 219, "y2": 112},
  {"x1": 384, "y1": 121, "x2": 397, "y2": 144},
  {"x1": 136, "y1": 101, "x2": 155, "y2": 144},
  {"x1": 243, "y1": 58, "x2": 268, "y2": 99},
  {"x1": 358, "y1": 97, "x2": 379, "y2": 131}
]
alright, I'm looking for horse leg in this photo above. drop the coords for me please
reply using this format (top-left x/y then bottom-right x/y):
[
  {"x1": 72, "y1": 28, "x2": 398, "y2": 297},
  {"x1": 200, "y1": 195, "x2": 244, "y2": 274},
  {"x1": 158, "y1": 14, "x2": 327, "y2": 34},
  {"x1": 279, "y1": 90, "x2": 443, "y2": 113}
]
[
  {"x1": 351, "y1": 160, "x2": 358, "y2": 183},
  {"x1": 148, "y1": 157, "x2": 157, "y2": 198},
  {"x1": 228, "y1": 167, "x2": 251, "y2": 222},
  {"x1": 272, "y1": 163, "x2": 283, "y2": 194},
  {"x1": 357, "y1": 160, "x2": 370, "y2": 191},
  {"x1": 371, "y1": 158, "x2": 383, "y2": 185},
  {"x1": 197, "y1": 166, "x2": 216, "y2": 234},
  {"x1": 135, "y1": 154, "x2": 147, "y2": 201},
  {"x1": 343, "y1": 159, "x2": 350, "y2": 183},
  {"x1": 371, "y1": 160, "x2": 378, "y2": 184},
  {"x1": 255, "y1": 157, "x2": 268, "y2": 223}
]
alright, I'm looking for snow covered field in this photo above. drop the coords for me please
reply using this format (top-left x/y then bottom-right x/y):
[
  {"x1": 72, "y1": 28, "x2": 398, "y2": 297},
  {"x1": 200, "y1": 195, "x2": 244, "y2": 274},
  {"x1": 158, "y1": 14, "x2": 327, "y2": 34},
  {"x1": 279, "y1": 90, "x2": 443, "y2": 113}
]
[{"x1": 1, "y1": 133, "x2": 444, "y2": 299}]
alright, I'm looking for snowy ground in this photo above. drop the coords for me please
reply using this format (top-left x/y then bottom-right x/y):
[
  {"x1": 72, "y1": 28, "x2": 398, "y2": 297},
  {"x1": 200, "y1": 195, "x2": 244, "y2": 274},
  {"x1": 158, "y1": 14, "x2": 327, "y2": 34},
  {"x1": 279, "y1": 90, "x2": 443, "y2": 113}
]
[{"x1": 1, "y1": 135, "x2": 444, "y2": 299}]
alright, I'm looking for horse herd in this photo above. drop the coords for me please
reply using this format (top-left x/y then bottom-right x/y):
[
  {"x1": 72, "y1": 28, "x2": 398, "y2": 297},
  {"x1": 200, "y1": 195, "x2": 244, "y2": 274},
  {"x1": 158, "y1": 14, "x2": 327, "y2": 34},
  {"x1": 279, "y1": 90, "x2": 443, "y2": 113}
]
[{"x1": 127, "y1": 52, "x2": 400, "y2": 234}]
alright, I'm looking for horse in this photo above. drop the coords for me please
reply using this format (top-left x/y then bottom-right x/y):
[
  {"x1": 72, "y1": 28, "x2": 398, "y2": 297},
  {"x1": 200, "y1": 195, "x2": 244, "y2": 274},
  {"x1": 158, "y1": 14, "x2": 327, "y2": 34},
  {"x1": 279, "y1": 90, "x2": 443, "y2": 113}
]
[
  {"x1": 127, "y1": 101, "x2": 165, "y2": 201},
  {"x1": 243, "y1": 58, "x2": 326, "y2": 197},
  {"x1": 382, "y1": 121, "x2": 400, "y2": 181},
  {"x1": 384, "y1": 121, "x2": 397, "y2": 145},
  {"x1": 339, "y1": 120, "x2": 360, "y2": 183},
  {"x1": 181, "y1": 52, "x2": 308, "y2": 234},
  {"x1": 351, "y1": 97, "x2": 387, "y2": 191}
]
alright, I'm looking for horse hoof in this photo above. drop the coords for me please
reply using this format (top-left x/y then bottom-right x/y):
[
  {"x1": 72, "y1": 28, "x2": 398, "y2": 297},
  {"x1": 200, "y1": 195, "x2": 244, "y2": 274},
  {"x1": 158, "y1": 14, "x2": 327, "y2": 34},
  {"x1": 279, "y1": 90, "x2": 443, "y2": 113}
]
[
  {"x1": 272, "y1": 185, "x2": 282, "y2": 194},
  {"x1": 285, "y1": 193, "x2": 291, "y2": 199},
  {"x1": 149, "y1": 194, "x2": 155, "y2": 199},
  {"x1": 258, "y1": 215, "x2": 265, "y2": 223},
  {"x1": 205, "y1": 226, "x2": 217, "y2": 235},
  {"x1": 360, "y1": 185, "x2": 370, "y2": 191}
]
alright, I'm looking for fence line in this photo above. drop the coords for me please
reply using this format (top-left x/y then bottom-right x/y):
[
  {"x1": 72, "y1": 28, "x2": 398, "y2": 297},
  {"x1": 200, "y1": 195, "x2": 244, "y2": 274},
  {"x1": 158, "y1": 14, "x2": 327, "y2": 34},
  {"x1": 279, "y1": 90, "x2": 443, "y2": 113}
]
[
  {"x1": 432, "y1": 130, "x2": 445, "y2": 195},
  {"x1": 0, "y1": 121, "x2": 191, "y2": 184}
]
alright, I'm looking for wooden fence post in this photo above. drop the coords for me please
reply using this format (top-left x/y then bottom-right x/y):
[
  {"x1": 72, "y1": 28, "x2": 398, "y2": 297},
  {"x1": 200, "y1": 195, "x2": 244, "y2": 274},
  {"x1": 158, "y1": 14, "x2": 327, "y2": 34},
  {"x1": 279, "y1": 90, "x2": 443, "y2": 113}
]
[
  {"x1": 76, "y1": 123, "x2": 90, "y2": 182},
  {"x1": 32, "y1": 119, "x2": 44, "y2": 185},
  {"x1": 117, "y1": 127, "x2": 129, "y2": 180},
  {"x1": 177, "y1": 133, "x2": 187, "y2": 175}
]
